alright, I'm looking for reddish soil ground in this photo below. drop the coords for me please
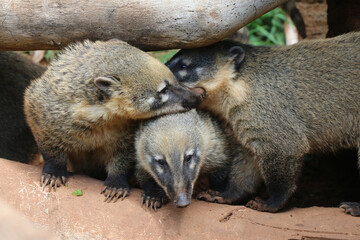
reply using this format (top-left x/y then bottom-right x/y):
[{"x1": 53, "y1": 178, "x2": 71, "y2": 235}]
[{"x1": 0, "y1": 155, "x2": 359, "y2": 240}]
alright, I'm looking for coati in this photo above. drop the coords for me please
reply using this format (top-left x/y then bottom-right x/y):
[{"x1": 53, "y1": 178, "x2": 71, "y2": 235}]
[
  {"x1": 135, "y1": 109, "x2": 258, "y2": 210},
  {"x1": 24, "y1": 39, "x2": 205, "y2": 201},
  {"x1": 0, "y1": 52, "x2": 45, "y2": 163},
  {"x1": 166, "y1": 32, "x2": 360, "y2": 215}
]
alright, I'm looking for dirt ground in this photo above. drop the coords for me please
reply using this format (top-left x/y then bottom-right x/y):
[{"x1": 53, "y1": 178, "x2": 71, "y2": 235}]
[{"x1": 0, "y1": 153, "x2": 359, "y2": 240}]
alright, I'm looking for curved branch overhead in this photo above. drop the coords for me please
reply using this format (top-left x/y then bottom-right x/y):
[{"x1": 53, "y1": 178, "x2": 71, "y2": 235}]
[{"x1": 0, "y1": 0, "x2": 286, "y2": 51}]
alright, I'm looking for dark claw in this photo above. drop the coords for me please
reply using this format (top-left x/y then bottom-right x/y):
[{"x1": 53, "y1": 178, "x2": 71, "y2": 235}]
[
  {"x1": 113, "y1": 192, "x2": 122, "y2": 203},
  {"x1": 42, "y1": 174, "x2": 51, "y2": 191},
  {"x1": 100, "y1": 186, "x2": 107, "y2": 194},
  {"x1": 111, "y1": 190, "x2": 121, "y2": 202},
  {"x1": 49, "y1": 177, "x2": 56, "y2": 192},
  {"x1": 197, "y1": 190, "x2": 232, "y2": 204},
  {"x1": 141, "y1": 195, "x2": 145, "y2": 206},
  {"x1": 340, "y1": 202, "x2": 360, "y2": 217},
  {"x1": 146, "y1": 197, "x2": 150, "y2": 208},
  {"x1": 122, "y1": 189, "x2": 129, "y2": 200},
  {"x1": 103, "y1": 188, "x2": 114, "y2": 202},
  {"x1": 61, "y1": 176, "x2": 67, "y2": 184},
  {"x1": 41, "y1": 175, "x2": 45, "y2": 187},
  {"x1": 101, "y1": 186, "x2": 130, "y2": 203},
  {"x1": 140, "y1": 192, "x2": 166, "y2": 211},
  {"x1": 41, "y1": 173, "x2": 66, "y2": 192}
]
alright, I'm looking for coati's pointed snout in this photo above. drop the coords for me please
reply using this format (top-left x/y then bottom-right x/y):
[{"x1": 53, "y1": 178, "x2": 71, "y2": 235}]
[
  {"x1": 175, "y1": 192, "x2": 191, "y2": 208},
  {"x1": 190, "y1": 87, "x2": 206, "y2": 99},
  {"x1": 178, "y1": 86, "x2": 206, "y2": 109}
]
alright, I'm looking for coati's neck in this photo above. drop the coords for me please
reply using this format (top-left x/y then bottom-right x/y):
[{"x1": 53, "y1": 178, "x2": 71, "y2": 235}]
[
  {"x1": 199, "y1": 66, "x2": 250, "y2": 122},
  {"x1": 71, "y1": 101, "x2": 138, "y2": 129}
]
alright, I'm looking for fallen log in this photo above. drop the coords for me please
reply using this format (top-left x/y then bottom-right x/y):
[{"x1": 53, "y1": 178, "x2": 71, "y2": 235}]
[{"x1": 0, "y1": 0, "x2": 286, "y2": 51}]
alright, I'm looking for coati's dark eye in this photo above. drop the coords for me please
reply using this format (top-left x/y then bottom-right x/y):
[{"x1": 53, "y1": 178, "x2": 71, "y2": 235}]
[
  {"x1": 159, "y1": 86, "x2": 168, "y2": 94},
  {"x1": 158, "y1": 80, "x2": 170, "y2": 94},
  {"x1": 184, "y1": 154, "x2": 192, "y2": 162},
  {"x1": 157, "y1": 159, "x2": 166, "y2": 166},
  {"x1": 181, "y1": 64, "x2": 188, "y2": 69}
]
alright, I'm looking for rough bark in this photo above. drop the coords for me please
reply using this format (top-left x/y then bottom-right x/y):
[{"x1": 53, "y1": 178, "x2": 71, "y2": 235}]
[
  {"x1": 295, "y1": 0, "x2": 328, "y2": 39},
  {"x1": 0, "y1": 0, "x2": 286, "y2": 51}
]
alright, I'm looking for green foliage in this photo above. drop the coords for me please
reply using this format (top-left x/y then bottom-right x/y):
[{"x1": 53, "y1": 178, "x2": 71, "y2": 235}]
[
  {"x1": 72, "y1": 189, "x2": 83, "y2": 196},
  {"x1": 149, "y1": 50, "x2": 178, "y2": 63},
  {"x1": 44, "y1": 50, "x2": 58, "y2": 62},
  {"x1": 150, "y1": 7, "x2": 290, "y2": 60},
  {"x1": 247, "y1": 7, "x2": 290, "y2": 46}
]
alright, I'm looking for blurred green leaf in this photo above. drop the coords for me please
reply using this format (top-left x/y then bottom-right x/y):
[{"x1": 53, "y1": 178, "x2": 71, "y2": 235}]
[
  {"x1": 149, "y1": 50, "x2": 178, "y2": 63},
  {"x1": 44, "y1": 50, "x2": 58, "y2": 62},
  {"x1": 72, "y1": 189, "x2": 83, "y2": 196},
  {"x1": 247, "y1": 7, "x2": 290, "y2": 46}
]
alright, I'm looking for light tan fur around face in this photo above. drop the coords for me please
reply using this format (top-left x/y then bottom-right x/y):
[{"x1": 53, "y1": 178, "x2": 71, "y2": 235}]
[
  {"x1": 199, "y1": 63, "x2": 250, "y2": 119},
  {"x1": 135, "y1": 110, "x2": 256, "y2": 207}
]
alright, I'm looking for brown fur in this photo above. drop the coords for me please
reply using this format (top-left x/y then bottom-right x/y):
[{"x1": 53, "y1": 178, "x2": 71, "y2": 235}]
[
  {"x1": 0, "y1": 52, "x2": 45, "y2": 163},
  {"x1": 24, "y1": 39, "x2": 205, "y2": 199},
  {"x1": 135, "y1": 109, "x2": 257, "y2": 209},
  {"x1": 166, "y1": 32, "x2": 360, "y2": 213}
]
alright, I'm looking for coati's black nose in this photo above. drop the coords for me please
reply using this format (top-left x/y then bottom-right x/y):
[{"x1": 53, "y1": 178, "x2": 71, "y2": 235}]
[
  {"x1": 191, "y1": 87, "x2": 206, "y2": 99},
  {"x1": 175, "y1": 193, "x2": 191, "y2": 208},
  {"x1": 181, "y1": 87, "x2": 206, "y2": 109}
]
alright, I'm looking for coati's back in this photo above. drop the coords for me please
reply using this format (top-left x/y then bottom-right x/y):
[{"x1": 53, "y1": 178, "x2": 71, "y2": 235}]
[
  {"x1": 135, "y1": 109, "x2": 236, "y2": 207},
  {"x1": 236, "y1": 33, "x2": 360, "y2": 151},
  {"x1": 167, "y1": 32, "x2": 360, "y2": 152}
]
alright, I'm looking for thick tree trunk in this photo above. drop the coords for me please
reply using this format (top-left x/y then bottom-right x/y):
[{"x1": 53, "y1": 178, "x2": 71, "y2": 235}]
[{"x1": 0, "y1": 0, "x2": 286, "y2": 51}]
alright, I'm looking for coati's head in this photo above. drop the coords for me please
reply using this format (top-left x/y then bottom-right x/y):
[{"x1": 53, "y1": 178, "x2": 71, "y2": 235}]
[
  {"x1": 166, "y1": 41, "x2": 248, "y2": 112},
  {"x1": 136, "y1": 110, "x2": 205, "y2": 208},
  {"x1": 49, "y1": 39, "x2": 205, "y2": 120}
]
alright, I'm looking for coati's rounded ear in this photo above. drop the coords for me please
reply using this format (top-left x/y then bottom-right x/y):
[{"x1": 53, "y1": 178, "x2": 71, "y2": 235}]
[
  {"x1": 94, "y1": 76, "x2": 120, "y2": 96},
  {"x1": 229, "y1": 46, "x2": 245, "y2": 71},
  {"x1": 107, "y1": 38, "x2": 121, "y2": 43}
]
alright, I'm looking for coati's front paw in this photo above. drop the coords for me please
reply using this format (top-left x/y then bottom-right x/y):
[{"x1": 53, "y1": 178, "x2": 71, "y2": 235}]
[
  {"x1": 196, "y1": 190, "x2": 232, "y2": 204},
  {"x1": 41, "y1": 163, "x2": 68, "y2": 192},
  {"x1": 101, "y1": 175, "x2": 130, "y2": 203},
  {"x1": 140, "y1": 192, "x2": 169, "y2": 211},
  {"x1": 340, "y1": 202, "x2": 360, "y2": 217},
  {"x1": 246, "y1": 197, "x2": 282, "y2": 213}
]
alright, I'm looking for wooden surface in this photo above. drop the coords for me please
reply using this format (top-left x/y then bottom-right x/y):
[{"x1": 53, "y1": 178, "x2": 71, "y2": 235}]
[{"x1": 0, "y1": 0, "x2": 286, "y2": 51}]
